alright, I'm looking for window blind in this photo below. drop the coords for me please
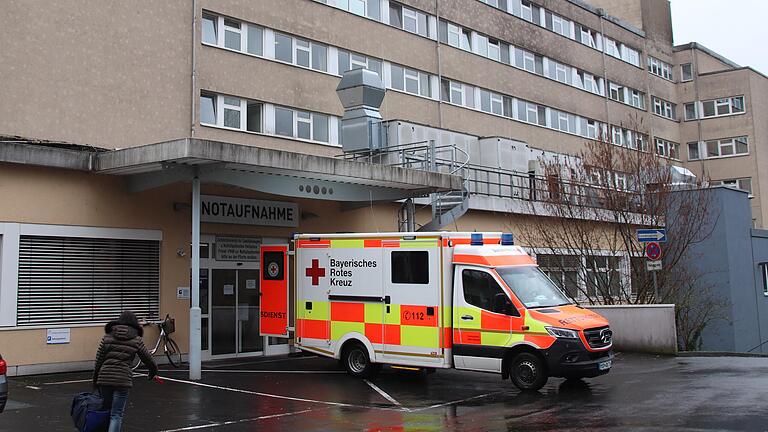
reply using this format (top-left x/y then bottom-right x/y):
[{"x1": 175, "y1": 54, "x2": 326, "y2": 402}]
[{"x1": 17, "y1": 235, "x2": 160, "y2": 326}]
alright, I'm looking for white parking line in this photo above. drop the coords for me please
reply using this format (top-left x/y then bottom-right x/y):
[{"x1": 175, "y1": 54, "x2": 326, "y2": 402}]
[
  {"x1": 364, "y1": 379, "x2": 407, "y2": 411},
  {"x1": 156, "y1": 375, "x2": 403, "y2": 411},
  {"x1": 42, "y1": 378, "x2": 93, "y2": 386},
  {"x1": 157, "y1": 408, "x2": 316, "y2": 432},
  {"x1": 25, "y1": 385, "x2": 41, "y2": 390}
]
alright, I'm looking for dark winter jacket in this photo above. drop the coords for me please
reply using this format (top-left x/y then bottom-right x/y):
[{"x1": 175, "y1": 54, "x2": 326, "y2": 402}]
[{"x1": 93, "y1": 318, "x2": 158, "y2": 388}]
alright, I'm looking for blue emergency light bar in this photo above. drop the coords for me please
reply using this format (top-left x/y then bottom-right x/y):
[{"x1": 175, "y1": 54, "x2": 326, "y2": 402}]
[
  {"x1": 471, "y1": 233, "x2": 484, "y2": 246},
  {"x1": 501, "y1": 233, "x2": 514, "y2": 245}
]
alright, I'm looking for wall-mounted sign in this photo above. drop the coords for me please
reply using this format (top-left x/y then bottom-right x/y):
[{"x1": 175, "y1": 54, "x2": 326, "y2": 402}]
[
  {"x1": 47, "y1": 328, "x2": 70, "y2": 345},
  {"x1": 201, "y1": 195, "x2": 298, "y2": 227},
  {"x1": 177, "y1": 287, "x2": 190, "y2": 299},
  {"x1": 215, "y1": 236, "x2": 261, "y2": 262}
]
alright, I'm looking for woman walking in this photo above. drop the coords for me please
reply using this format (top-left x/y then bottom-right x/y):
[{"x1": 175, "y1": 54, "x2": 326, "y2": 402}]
[{"x1": 93, "y1": 310, "x2": 158, "y2": 432}]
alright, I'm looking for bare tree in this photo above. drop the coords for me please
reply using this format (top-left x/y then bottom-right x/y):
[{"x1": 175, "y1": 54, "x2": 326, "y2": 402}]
[{"x1": 515, "y1": 119, "x2": 724, "y2": 349}]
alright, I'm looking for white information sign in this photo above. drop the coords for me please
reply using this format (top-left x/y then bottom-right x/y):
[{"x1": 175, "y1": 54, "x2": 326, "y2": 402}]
[
  {"x1": 646, "y1": 260, "x2": 663, "y2": 271},
  {"x1": 47, "y1": 328, "x2": 70, "y2": 345},
  {"x1": 177, "y1": 287, "x2": 191, "y2": 299},
  {"x1": 216, "y1": 236, "x2": 261, "y2": 262},
  {"x1": 246, "y1": 279, "x2": 257, "y2": 290},
  {"x1": 201, "y1": 195, "x2": 298, "y2": 227},
  {"x1": 223, "y1": 284, "x2": 235, "y2": 295}
]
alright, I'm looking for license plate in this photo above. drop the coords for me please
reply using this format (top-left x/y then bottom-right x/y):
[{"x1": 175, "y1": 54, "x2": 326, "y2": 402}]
[{"x1": 598, "y1": 360, "x2": 612, "y2": 371}]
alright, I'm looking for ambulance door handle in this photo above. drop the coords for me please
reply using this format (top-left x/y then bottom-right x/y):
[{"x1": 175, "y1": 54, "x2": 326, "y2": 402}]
[{"x1": 461, "y1": 315, "x2": 474, "y2": 321}]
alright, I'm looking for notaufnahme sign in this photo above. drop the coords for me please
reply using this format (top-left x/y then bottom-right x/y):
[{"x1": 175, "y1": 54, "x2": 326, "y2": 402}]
[{"x1": 201, "y1": 195, "x2": 298, "y2": 227}]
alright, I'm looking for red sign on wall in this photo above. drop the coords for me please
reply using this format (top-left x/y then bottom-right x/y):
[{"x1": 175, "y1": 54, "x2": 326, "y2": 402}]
[{"x1": 260, "y1": 245, "x2": 289, "y2": 337}]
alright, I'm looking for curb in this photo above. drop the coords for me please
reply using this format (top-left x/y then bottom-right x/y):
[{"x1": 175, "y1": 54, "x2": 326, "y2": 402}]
[{"x1": 677, "y1": 351, "x2": 768, "y2": 358}]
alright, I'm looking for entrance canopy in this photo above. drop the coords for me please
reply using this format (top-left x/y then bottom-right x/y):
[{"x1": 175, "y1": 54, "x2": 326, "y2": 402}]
[
  {"x1": 1, "y1": 136, "x2": 462, "y2": 381},
  {"x1": 95, "y1": 138, "x2": 461, "y2": 200}
]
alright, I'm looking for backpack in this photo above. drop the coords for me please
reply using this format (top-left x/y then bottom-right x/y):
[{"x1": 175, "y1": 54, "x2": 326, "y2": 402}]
[{"x1": 71, "y1": 392, "x2": 109, "y2": 432}]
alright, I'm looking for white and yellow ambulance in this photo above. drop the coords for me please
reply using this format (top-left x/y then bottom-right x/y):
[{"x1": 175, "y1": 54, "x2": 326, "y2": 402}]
[{"x1": 293, "y1": 232, "x2": 613, "y2": 391}]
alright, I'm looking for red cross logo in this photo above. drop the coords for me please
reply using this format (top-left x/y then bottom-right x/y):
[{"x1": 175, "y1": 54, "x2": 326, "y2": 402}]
[{"x1": 305, "y1": 259, "x2": 326, "y2": 286}]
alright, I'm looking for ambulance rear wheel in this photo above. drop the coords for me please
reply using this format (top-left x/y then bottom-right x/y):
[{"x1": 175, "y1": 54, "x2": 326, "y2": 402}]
[
  {"x1": 342, "y1": 343, "x2": 379, "y2": 378},
  {"x1": 509, "y1": 352, "x2": 548, "y2": 391}
]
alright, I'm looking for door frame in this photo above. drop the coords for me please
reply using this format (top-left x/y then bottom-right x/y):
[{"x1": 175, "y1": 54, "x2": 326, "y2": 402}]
[{"x1": 198, "y1": 235, "x2": 292, "y2": 361}]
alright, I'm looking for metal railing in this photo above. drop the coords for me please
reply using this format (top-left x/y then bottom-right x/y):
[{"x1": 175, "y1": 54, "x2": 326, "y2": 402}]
[
  {"x1": 464, "y1": 163, "x2": 646, "y2": 212},
  {"x1": 340, "y1": 142, "x2": 645, "y2": 213},
  {"x1": 339, "y1": 140, "x2": 470, "y2": 176}
]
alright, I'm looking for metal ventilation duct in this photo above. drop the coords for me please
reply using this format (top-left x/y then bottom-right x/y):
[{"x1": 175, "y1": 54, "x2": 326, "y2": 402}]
[{"x1": 335, "y1": 68, "x2": 386, "y2": 152}]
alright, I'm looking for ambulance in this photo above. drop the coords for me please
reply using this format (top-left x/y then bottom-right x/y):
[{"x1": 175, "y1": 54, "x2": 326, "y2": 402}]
[{"x1": 292, "y1": 232, "x2": 613, "y2": 391}]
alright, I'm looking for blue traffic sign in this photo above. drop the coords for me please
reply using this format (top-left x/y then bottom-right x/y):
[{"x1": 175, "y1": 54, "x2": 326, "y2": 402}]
[{"x1": 637, "y1": 228, "x2": 667, "y2": 243}]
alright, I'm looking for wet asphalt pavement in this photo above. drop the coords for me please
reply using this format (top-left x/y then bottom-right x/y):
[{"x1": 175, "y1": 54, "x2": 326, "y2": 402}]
[{"x1": 1, "y1": 353, "x2": 767, "y2": 431}]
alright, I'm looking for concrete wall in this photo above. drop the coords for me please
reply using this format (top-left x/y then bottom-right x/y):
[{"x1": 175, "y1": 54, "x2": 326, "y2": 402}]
[{"x1": 586, "y1": 305, "x2": 677, "y2": 354}]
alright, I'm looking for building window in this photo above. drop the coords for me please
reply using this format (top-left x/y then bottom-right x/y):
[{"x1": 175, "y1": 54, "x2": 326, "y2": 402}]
[
  {"x1": 622, "y1": 46, "x2": 640, "y2": 67},
  {"x1": 479, "y1": 90, "x2": 503, "y2": 115},
  {"x1": 274, "y1": 33, "x2": 327, "y2": 72},
  {"x1": 337, "y1": 50, "x2": 382, "y2": 77},
  {"x1": 655, "y1": 138, "x2": 679, "y2": 160},
  {"x1": 537, "y1": 255, "x2": 581, "y2": 298},
  {"x1": 389, "y1": 2, "x2": 429, "y2": 37},
  {"x1": 223, "y1": 18, "x2": 242, "y2": 51},
  {"x1": 609, "y1": 83, "x2": 625, "y2": 103},
  {"x1": 629, "y1": 90, "x2": 645, "y2": 109},
  {"x1": 390, "y1": 64, "x2": 432, "y2": 97},
  {"x1": 392, "y1": 251, "x2": 429, "y2": 284},
  {"x1": 684, "y1": 103, "x2": 698, "y2": 120},
  {"x1": 202, "y1": 13, "x2": 217, "y2": 44},
  {"x1": 274, "y1": 107, "x2": 294, "y2": 137},
  {"x1": 246, "y1": 102, "x2": 262, "y2": 133},
  {"x1": 686, "y1": 96, "x2": 745, "y2": 120},
  {"x1": 652, "y1": 97, "x2": 677, "y2": 120},
  {"x1": 200, "y1": 93, "x2": 216, "y2": 125},
  {"x1": 586, "y1": 256, "x2": 622, "y2": 298},
  {"x1": 604, "y1": 38, "x2": 620, "y2": 59},
  {"x1": 681, "y1": 63, "x2": 693, "y2": 81},
  {"x1": 439, "y1": 21, "x2": 472, "y2": 51},
  {"x1": 648, "y1": 56, "x2": 673, "y2": 80},
  {"x1": 223, "y1": 96, "x2": 243, "y2": 129},
  {"x1": 688, "y1": 136, "x2": 749, "y2": 160},
  {"x1": 578, "y1": 25, "x2": 601, "y2": 50},
  {"x1": 761, "y1": 263, "x2": 768, "y2": 295},
  {"x1": 322, "y1": 0, "x2": 380, "y2": 20},
  {"x1": 17, "y1": 235, "x2": 160, "y2": 326},
  {"x1": 274, "y1": 107, "x2": 330, "y2": 143},
  {"x1": 713, "y1": 178, "x2": 752, "y2": 195}
]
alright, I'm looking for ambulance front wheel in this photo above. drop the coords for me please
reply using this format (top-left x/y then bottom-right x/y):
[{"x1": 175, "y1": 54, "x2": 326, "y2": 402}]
[
  {"x1": 342, "y1": 343, "x2": 380, "y2": 378},
  {"x1": 509, "y1": 352, "x2": 548, "y2": 391}
]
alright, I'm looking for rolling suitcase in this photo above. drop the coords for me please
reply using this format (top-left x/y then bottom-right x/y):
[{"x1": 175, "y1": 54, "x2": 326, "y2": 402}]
[{"x1": 71, "y1": 391, "x2": 109, "y2": 432}]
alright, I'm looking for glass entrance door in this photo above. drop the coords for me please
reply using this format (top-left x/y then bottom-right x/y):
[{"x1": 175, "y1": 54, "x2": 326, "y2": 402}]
[
  {"x1": 211, "y1": 269, "x2": 263, "y2": 356},
  {"x1": 237, "y1": 269, "x2": 262, "y2": 353}
]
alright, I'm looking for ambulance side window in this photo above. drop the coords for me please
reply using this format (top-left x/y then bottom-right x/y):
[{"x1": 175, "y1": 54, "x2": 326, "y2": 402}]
[
  {"x1": 391, "y1": 251, "x2": 429, "y2": 284},
  {"x1": 462, "y1": 269, "x2": 519, "y2": 316}
]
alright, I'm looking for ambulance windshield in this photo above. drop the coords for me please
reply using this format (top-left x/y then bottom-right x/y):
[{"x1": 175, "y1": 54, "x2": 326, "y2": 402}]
[{"x1": 496, "y1": 266, "x2": 571, "y2": 309}]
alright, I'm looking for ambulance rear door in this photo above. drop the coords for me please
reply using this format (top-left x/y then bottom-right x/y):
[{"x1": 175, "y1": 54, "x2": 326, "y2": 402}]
[
  {"x1": 381, "y1": 237, "x2": 444, "y2": 367},
  {"x1": 324, "y1": 239, "x2": 385, "y2": 358}
]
